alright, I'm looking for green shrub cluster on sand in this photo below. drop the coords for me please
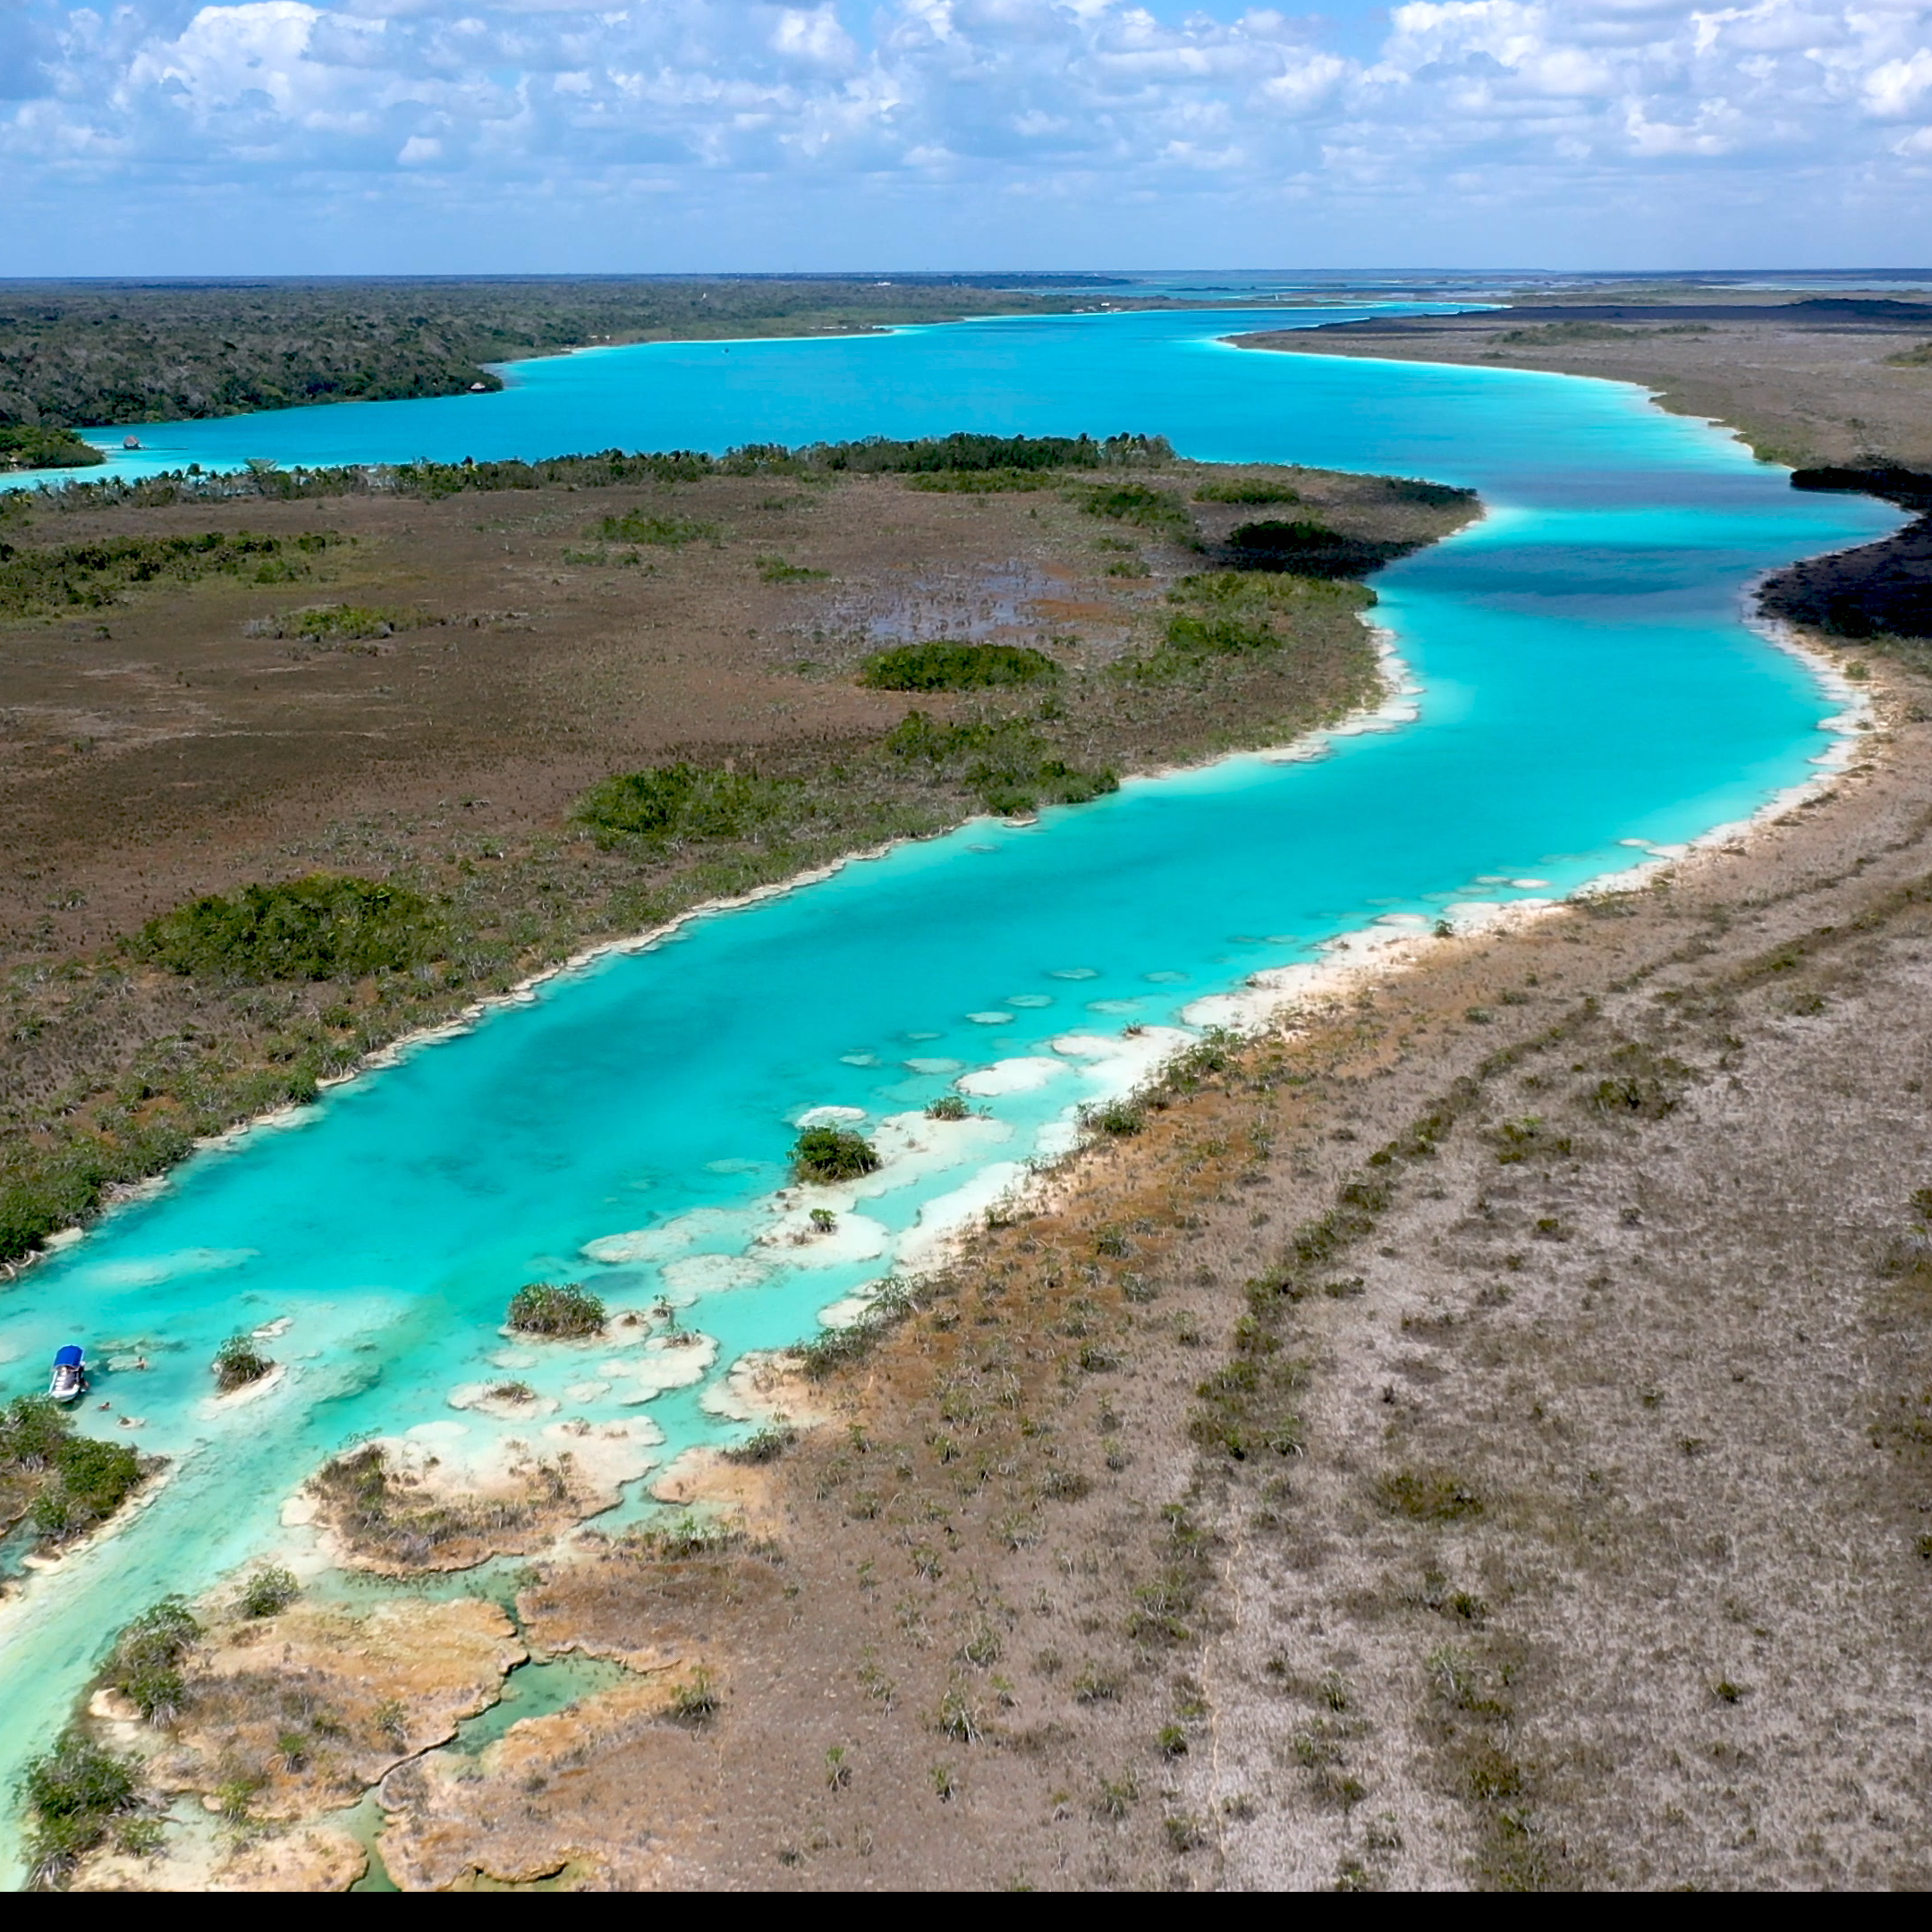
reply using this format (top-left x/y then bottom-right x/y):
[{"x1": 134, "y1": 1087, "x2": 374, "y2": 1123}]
[
  {"x1": 886, "y1": 708, "x2": 1117, "y2": 816},
  {"x1": 1079, "y1": 482, "x2": 1199, "y2": 547},
  {"x1": 792, "y1": 1125, "x2": 882, "y2": 1182},
  {"x1": 905, "y1": 469, "x2": 1063, "y2": 493},
  {"x1": 757, "y1": 555, "x2": 830, "y2": 582},
  {"x1": 858, "y1": 640, "x2": 1059, "y2": 691},
  {"x1": 250, "y1": 602, "x2": 418, "y2": 642},
  {"x1": 21, "y1": 434, "x2": 1174, "y2": 515},
  {"x1": 32, "y1": 1433, "x2": 146, "y2": 1544},
  {"x1": 0, "y1": 529, "x2": 341, "y2": 618},
  {"x1": 1195, "y1": 477, "x2": 1301, "y2": 504},
  {"x1": 1120, "y1": 571, "x2": 1373, "y2": 683},
  {"x1": 590, "y1": 510, "x2": 717, "y2": 547},
  {"x1": 0, "y1": 1389, "x2": 146, "y2": 1546},
  {"x1": 808, "y1": 431, "x2": 1172, "y2": 475},
  {"x1": 131, "y1": 874, "x2": 441, "y2": 982},
  {"x1": 212, "y1": 1333, "x2": 274, "y2": 1392},
  {"x1": 1374, "y1": 477, "x2": 1479, "y2": 508},
  {"x1": 21, "y1": 1731, "x2": 144, "y2": 1889},
  {"x1": 575, "y1": 763, "x2": 806, "y2": 846},
  {"x1": 106, "y1": 1597, "x2": 200, "y2": 1724},
  {"x1": 506, "y1": 1281, "x2": 606, "y2": 1335},
  {"x1": 239, "y1": 1564, "x2": 300, "y2": 1617},
  {"x1": 0, "y1": 425, "x2": 103, "y2": 471}
]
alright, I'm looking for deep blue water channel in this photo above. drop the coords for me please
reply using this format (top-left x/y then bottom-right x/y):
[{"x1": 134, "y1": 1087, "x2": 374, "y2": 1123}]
[{"x1": 0, "y1": 309, "x2": 1898, "y2": 1879}]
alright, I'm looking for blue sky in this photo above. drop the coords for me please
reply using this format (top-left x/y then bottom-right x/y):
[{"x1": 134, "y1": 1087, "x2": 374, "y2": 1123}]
[{"x1": 4, "y1": 0, "x2": 1932, "y2": 273}]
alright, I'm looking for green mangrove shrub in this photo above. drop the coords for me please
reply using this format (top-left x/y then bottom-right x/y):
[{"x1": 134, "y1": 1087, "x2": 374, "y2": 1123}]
[
  {"x1": 757, "y1": 555, "x2": 829, "y2": 581},
  {"x1": 1194, "y1": 477, "x2": 1301, "y2": 504},
  {"x1": 792, "y1": 1126, "x2": 881, "y2": 1183},
  {"x1": 1078, "y1": 482, "x2": 1198, "y2": 546},
  {"x1": 251, "y1": 602, "x2": 419, "y2": 642},
  {"x1": 905, "y1": 468, "x2": 1062, "y2": 493},
  {"x1": 506, "y1": 1281, "x2": 606, "y2": 1336},
  {"x1": 212, "y1": 1333, "x2": 273, "y2": 1392},
  {"x1": 131, "y1": 873, "x2": 440, "y2": 981},
  {"x1": 590, "y1": 511, "x2": 717, "y2": 546},
  {"x1": 1222, "y1": 518, "x2": 1416, "y2": 578},
  {"x1": 0, "y1": 425, "x2": 104, "y2": 470},
  {"x1": 884, "y1": 710, "x2": 1116, "y2": 816},
  {"x1": 21, "y1": 1732, "x2": 142, "y2": 1889},
  {"x1": 858, "y1": 640, "x2": 1058, "y2": 691},
  {"x1": 31, "y1": 1435, "x2": 145, "y2": 1544},
  {"x1": 574, "y1": 762, "x2": 803, "y2": 845},
  {"x1": 0, "y1": 530, "x2": 340, "y2": 620},
  {"x1": 0, "y1": 1394, "x2": 69, "y2": 1471},
  {"x1": 239, "y1": 1564, "x2": 300, "y2": 1618},
  {"x1": 107, "y1": 1597, "x2": 200, "y2": 1724}
]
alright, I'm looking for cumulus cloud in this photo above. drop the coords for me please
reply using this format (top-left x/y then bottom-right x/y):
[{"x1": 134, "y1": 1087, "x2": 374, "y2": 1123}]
[{"x1": 4, "y1": 0, "x2": 1931, "y2": 262}]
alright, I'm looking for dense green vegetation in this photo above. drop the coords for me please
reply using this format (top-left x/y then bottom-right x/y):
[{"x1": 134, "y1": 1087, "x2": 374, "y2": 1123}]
[
  {"x1": 33, "y1": 1433, "x2": 146, "y2": 1544},
  {"x1": 1116, "y1": 570, "x2": 1374, "y2": 682},
  {"x1": 885, "y1": 709, "x2": 1119, "y2": 816},
  {"x1": 0, "y1": 529, "x2": 340, "y2": 619},
  {"x1": 813, "y1": 431, "x2": 1172, "y2": 475},
  {"x1": 904, "y1": 468, "x2": 1063, "y2": 493},
  {"x1": 1195, "y1": 478, "x2": 1301, "y2": 504},
  {"x1": 576, "y1": 764, "x2": 805, "y2": 846},
  {"x1": 792, "y1": 1125, "x2": 883, "y2": 1183},
  {"x1": 758, "y1": 555, "x2": 830, "y2": 582},
  {"x1": 1223, "y1": 517, "x2": 1419, "y2": 577},
  {"x1": 0, "y1": 278, "x2": 1140, "y2": 430},
  {"x1": 212, "y1": 1333, "x2": 274, "y2": 1392},
  {"x1": 858, "y1": 640, "x2": 1059, "y2": 691},
  {"x1": 21, "y1": 1731, "x2": 143, "y2": 1887},
  {"x1": 1079, "y1": 481, "x2": 1199, "y2": 547},
  {"x1": 590, "y1": 510, "x2": 717, "y2": 547},
  {"x1": 131, "y1": 875, "x2": 439, "y2": 982},
  {"x1": 252, "y1": 601, "x2": 417, "y2": 642},
  {"x1": 0, "y1": 1396, "x2": 138, "y2": 1546},
  {"x1": 106, "y1": 1597, "x2": 200, "y2": 1724},
  {"x1": 0, "y1": 1394, "x2": 68, "y2": 1467},
  {"x1": 506, "y1": 1281, "x2": 606, "y2": 1336},
  {"x1": 239, "y1": 1564, "x2": 300, "y2": 1617},
  {"x1": 16, "y1": 435, "x2": 1174, "y2": 520},
  {"x1": 0, "y1": 424, "x2": 101, "y2": 470}
]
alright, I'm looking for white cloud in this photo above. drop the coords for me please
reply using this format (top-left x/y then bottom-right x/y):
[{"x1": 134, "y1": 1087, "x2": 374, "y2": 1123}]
[{"x1": 4, "y1": 0, "x2": 1932, "y2": 262}]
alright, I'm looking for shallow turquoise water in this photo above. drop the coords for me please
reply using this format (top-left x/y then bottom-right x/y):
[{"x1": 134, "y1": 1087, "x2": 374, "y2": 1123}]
[{"x1": 0, "y1": 309, "x2": 1898, "y2": 1883}]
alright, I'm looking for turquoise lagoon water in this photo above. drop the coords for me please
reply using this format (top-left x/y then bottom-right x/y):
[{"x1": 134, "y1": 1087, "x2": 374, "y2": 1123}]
[{"x1": 0, "y1": 309, "x2": 1900, "y2": 1880}]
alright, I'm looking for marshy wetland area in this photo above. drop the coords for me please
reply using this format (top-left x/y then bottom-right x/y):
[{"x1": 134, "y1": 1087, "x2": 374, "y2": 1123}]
[{"x1": 8, "y1": 321, "x2": 1932, "y2": 1887}]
